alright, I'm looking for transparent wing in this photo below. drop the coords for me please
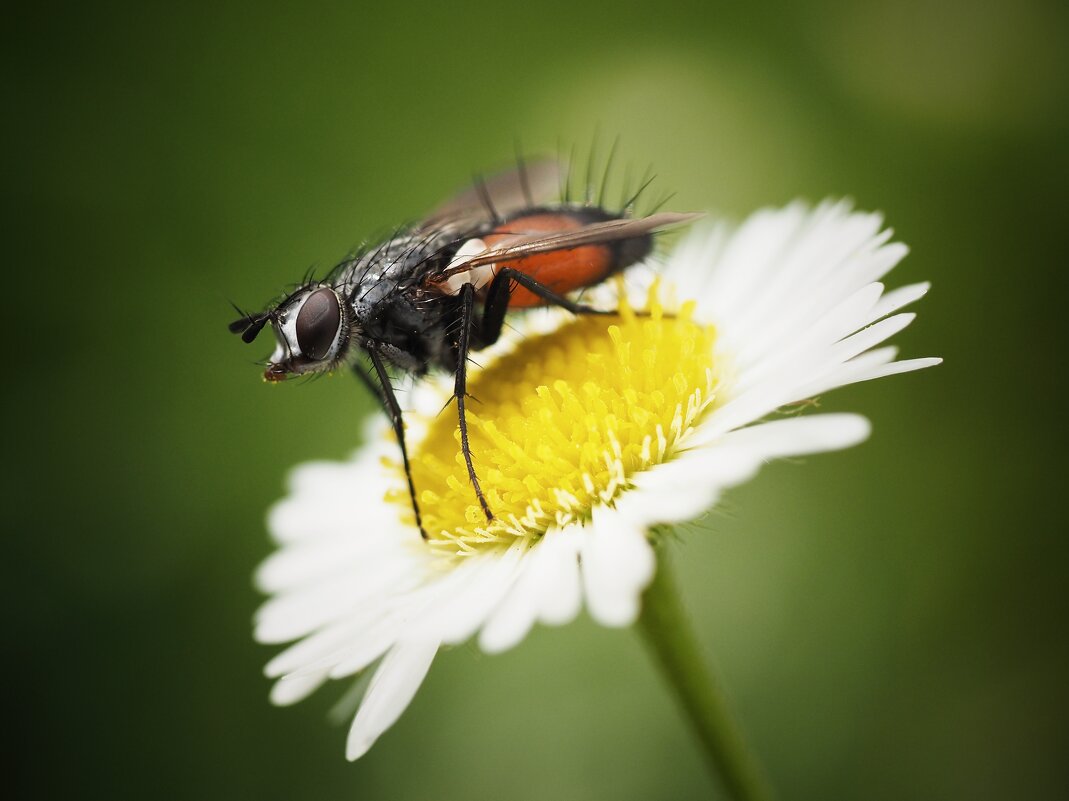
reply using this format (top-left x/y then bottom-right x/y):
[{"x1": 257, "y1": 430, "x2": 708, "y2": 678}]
[
  {"x1": 457, "y1": 211, "x2": 703, "y2": 270},
  {"x1": 418, "y1": 158, "x2": 562, "y2": 231}
]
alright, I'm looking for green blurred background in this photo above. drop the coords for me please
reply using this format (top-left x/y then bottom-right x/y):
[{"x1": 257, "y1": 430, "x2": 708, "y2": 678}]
[{"x1": 9, "y1": 0, "x2": 1067, "y2": 798}]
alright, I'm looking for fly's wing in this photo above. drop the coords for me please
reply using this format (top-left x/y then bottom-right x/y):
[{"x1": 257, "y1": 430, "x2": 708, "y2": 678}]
[
  {"x1": 418, "y1": 158, "x2": 562, "y2": 232},
  {"x1": 457, "y1": 211, "x2": 703, "y2": 271}
]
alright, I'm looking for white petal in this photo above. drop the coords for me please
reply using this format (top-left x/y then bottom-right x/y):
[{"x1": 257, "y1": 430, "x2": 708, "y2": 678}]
[
  {"x1": 400, "y1": 547, "x2": 526, "y2": 645},
  {"x1": 328, "y1": 612, "x2": 409, "y2": 679},
  {"x1": 581, "y1": 508, "x2": 656, "y2": 627},
  {"x1": 264, "y1": 612, "x2": 384, "y2": 678},
  {"x1": 686, "y1": 202, "x2": 907, "y2": 347},
  {"x1": 728, "y1": 281, "x2": 886, "y2": 396},
  {"x1": 478, "y1": 528, "x2": 583, "y2": 653},
  {"x1": 668, "y1": 203, "x2": 928, "y2": 435},
  {"x1": 284, "y1": 459, "x2": 364, "y2": 498},
  {"x1": 867, "y1": 281, "x2": 931, "y2": 323},
  {"x1": 631, "y1": 414, "x2": 872, "y2": 527},
  {"x1": 477, "y1": 584, "x2": 540, "y2": 655},
  {"x1": 714, "y1": 413, "x2": 872, "y2": 458},
  {"x1": 267, "y1": 483, "x2": 406, "y2": 545},
  {"x1": 533, "y1": 526, "x2": 585, "y2": 625},
  {"x1": 624, "y1": 466, "x2": 721, "y2": 525},
  {"x1": 345, "y1": 640, "x2": 439, "y2": 761},
  {"x1": 268, "y1": 669, "x2": 329, "y2": 706},
  {"x1": 831, "y1": 312, "x2": 916, "y2": 363},
  {"x1": 862, "y1": 356, "x2": 943, "y2": 377},
  {"x1": 796, "y1": 355, "x2": 941, "y2": 398},
  {"x1": 254, "y1": 533, "x2": 410, "y2": 593},
  {"x1": 253, "y1": 554, "x2": 422, "y2": 644}
]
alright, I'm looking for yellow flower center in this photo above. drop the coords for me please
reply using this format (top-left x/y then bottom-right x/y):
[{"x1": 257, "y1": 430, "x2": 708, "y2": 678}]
[{"x1": 388, "y1": 286, "x2": 719, "y2": 556}]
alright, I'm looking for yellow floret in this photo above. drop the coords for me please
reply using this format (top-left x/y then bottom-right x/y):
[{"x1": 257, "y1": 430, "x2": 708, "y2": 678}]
[{"x1": 389, "y1": 284, "x2": 719, "y2": 556}]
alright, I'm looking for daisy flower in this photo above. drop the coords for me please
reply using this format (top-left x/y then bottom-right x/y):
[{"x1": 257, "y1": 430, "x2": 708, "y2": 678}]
[{"x1": 253, "y1": 200, "x2": 940, "y2": 764}]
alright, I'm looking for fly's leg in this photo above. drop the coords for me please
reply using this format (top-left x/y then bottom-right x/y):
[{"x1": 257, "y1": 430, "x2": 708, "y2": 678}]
[
  {"x1": 361, "y1": 347, "x2": 427, "y2": 540},
  {"x1": 351, "y1": 358, "x2": 381, "y2": 399},
  {"x1": 480, "y1": 266, "x2": 611, "y2": 347},
  {"x1": 455, "y1": 283, "x2": 494, "y2": 522}
]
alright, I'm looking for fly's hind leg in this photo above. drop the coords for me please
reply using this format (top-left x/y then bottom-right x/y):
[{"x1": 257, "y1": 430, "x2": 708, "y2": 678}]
[
  {"x1": 454, "y1": 283, "x2": 494, "y2": 522},
  {"x1": 480, "y1": 266, "x2": 612, "y2": 347}
]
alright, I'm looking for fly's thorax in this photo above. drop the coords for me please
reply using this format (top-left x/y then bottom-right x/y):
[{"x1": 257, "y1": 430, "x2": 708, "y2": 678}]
[
  {"x1": 335, "y1": 228, "x2": 460, "y2": 302},
  {"x1": 348, "y1": 288, "x2": 456, "y2": 376},
  {"x1": 329, "y1": 227, "x2": 476, "y2": 374},
  {"x1": 263, "y1": 285, "x2": 354, "y2": 381}
]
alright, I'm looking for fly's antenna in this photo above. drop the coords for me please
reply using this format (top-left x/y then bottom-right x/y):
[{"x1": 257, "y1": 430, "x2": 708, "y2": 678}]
[{"x1": 228, "y1": 302, "x2": 272, "y2": 343}]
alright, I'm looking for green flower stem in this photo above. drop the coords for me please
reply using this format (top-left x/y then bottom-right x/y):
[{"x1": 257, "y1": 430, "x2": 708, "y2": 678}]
[{"x1": 637, "y1": 547, "x2": 775, "y2": 801}]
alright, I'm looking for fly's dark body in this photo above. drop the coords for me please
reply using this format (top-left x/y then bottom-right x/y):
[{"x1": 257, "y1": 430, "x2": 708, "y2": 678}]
[
  {"x1": 340, "y1": 227, "x2": 466, "y2": 375},
  {"x1": 230, "y1": 159, "x2": 698, "y2": 537},
  {"x1": 336, "y1": 206, "x2": 639, "y2": 376}
]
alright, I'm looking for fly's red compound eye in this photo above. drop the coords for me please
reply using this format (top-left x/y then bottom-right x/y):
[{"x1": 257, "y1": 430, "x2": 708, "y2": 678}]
[{"x1": 295, "y1": 287, "x2": 341, "y2": 360}]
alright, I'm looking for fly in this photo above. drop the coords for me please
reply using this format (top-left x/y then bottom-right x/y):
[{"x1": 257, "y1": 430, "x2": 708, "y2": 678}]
[{"x1": 230, "y1": 158, "x2": 699, "y2": 538}]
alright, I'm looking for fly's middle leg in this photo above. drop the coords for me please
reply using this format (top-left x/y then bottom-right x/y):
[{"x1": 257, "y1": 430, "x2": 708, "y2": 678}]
[{"x1": 454, "y1": 283, "x2": 494, "y2": 522}]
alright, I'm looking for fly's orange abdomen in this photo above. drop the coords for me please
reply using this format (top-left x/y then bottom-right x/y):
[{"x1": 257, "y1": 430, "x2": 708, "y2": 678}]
[{"x1": 483, "y1": 209, "x2": 645, "y2": 307}]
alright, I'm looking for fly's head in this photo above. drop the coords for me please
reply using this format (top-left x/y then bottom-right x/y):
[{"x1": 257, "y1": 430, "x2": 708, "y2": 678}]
[{"x1": 230, "y1": 285, "x2": 355, "y2": 381}]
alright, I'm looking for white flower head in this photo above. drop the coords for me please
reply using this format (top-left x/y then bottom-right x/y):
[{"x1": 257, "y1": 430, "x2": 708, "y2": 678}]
[{"x1": 253, "y1": 201, "x2": 940, "y2": 760}]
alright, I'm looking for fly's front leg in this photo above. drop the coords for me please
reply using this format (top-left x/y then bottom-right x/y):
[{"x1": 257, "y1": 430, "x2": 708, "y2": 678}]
[
  {"x1": 351, "y1": 358, "x2": 381, "y2": 400},
  {"x1": 480, "y1": 266, "x2": 612, "y2": 347},
  {"x1": 363, "y1": 347, "x2": 427, "y2": 540},
  {"x1": 455, "y1": 283, "x2": 494, "y2": 522}
]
